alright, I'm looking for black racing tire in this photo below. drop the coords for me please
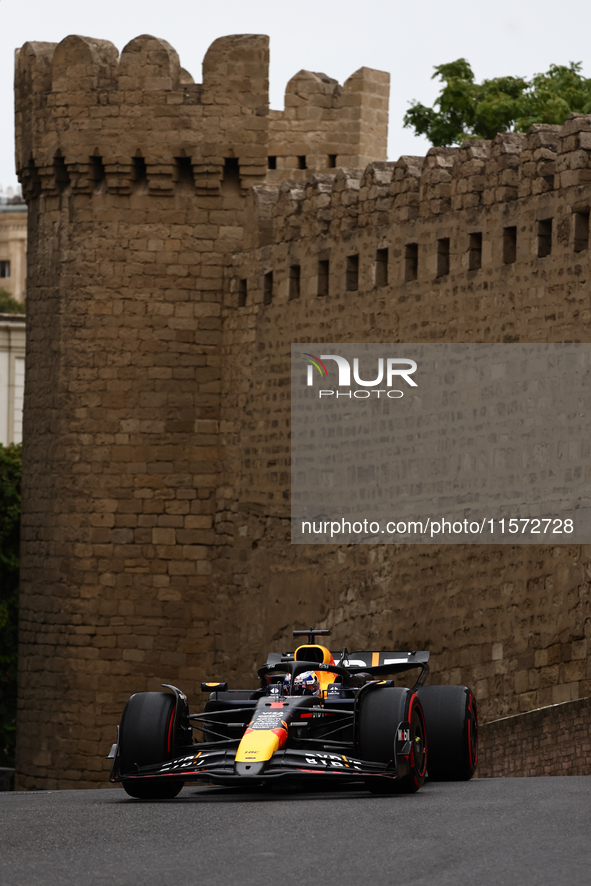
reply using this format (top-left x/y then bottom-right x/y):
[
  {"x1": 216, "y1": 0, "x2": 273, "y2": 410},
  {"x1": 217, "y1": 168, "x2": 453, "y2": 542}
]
[
  {"x1": 358, "y1": 688, "x2": 427, "y2": 794},
  {"x1": 417, "y1": 685, "x2": 477, "y2": 781},
  {"x1": 118, "y1": 691, "x2": 184, "y2": 800}
]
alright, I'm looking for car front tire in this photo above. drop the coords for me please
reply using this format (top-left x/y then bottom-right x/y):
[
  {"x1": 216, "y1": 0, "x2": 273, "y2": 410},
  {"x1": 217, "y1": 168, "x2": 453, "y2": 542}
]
[
  {"x1": 358, "y1": 687, "x2": 427, "y2": 794},
  {"x1": 118, "y1": 691, "x2": 184, "y2": 800}
]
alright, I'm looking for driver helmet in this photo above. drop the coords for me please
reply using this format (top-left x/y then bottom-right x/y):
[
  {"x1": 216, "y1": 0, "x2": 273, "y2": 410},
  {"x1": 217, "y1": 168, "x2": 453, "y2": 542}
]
[{"x1": 283, "y1": 670, "x2": 320, "y2": 696}]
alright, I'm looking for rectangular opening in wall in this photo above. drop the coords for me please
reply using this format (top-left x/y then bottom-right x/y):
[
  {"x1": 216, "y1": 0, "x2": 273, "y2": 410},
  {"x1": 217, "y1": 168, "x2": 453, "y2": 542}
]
[
  {"x1": 317, "y1": 259, "x2": 329, "y2": 297},
  {"x1": 405, "y1": 243, "x2": 418, "y2": 281},
  {"x1": 222, "y1": 157, "x2": 240, "y2": 195},
  {"x1": 267, "y1": 156, "x2": 277, "y2": 170},
  {"x1": 297, "y1": 156, "x2": 307, "y2": 170},
  {"x1": 132, "y1": 155, "x2": 148, "y2": 193},
  {"x1": 469, "y1": 232, "x2": 482, "y2": 270},
  {"x1": 89, "y1": 154, "x2": 106, "y2": 192},
  {"x1": 574, "y1": 210, "x2": 590, "y2": 252},
  {"x1": 263, "y1": 271, "x2": 273, "y2": 305},
  {"x1": 503, "y1": 226, "x2": 517, "y2": 264},
  {"x1": 175, "y1": 156, "x2": 194, "y2": 191},
  {"x1": 0, "y1": 261, "x2": 10, "y2": 278},
  {"x1": 53, "y1": 152, "x2": 70, "y2": 193},
  {"x1": 346, "y1": 254, "x2": 359, "y2": 291},
  {"x1": 537, "y1": 218, "x2": 552, "y2": 258},
  {"x1": 375, "y1": 248, "x2": 388, "y2": 287},
  {"x1": 437, "y1": 238, "x2": 450, "y2": 277},
  {"x1": 24, "y1": 158, "x2": 41, "y2": 199},
  {"x1": 328, "y1": 154, "x2": 337, "y2": 168},
  {"x1": 238, "y1": 278, "x2": 247, "y2": 307},
  {"x1": 289, "y1": 264, "x2": 301, "y2": 301}
]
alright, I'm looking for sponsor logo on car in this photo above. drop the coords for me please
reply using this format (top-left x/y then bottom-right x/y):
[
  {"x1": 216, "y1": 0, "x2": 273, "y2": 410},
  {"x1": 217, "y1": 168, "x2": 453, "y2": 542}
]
[
  {"x1": 303, "y1": 753, "x2": 362, "y2": 770},
  {"x1": 159, "y1": 752, "x2": 210, "y2": 772}
]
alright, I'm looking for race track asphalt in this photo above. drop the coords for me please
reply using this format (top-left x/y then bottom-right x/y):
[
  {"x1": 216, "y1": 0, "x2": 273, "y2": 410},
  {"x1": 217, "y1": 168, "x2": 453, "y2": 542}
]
[{"x1": 0, "y1": 777, "x2": 590, "y2": 886}]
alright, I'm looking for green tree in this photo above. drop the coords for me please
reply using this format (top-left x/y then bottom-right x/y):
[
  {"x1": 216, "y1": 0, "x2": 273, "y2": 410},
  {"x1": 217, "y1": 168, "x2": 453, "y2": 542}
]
[
  {"x1": 404, "y1": 60, "x2": 591, "y2": 147},
  {"x1": 0, "y1": 443, "x2": 22, "y2": 771},
  {"x1": 0, "y1": 288, "x2": 26, "y2": 315}
]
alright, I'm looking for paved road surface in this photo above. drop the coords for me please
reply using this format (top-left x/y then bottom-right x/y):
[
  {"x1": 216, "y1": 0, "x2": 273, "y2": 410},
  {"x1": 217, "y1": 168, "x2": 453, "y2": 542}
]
[{"x1": 1, "y1": 778, "x2": 590, "y2": 886}]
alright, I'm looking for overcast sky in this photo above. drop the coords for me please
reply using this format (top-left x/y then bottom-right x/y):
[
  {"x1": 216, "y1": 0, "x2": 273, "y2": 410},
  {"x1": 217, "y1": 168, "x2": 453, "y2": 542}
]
[{"x1": 2, "y1": 0, "x2": 591, "y2": 191}]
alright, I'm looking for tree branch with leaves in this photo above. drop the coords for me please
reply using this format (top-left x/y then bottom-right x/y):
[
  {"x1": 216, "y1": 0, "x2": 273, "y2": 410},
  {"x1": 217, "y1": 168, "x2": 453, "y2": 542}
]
[{"x1": 404, "y1": 60, "x2": 591, "y2": 146}]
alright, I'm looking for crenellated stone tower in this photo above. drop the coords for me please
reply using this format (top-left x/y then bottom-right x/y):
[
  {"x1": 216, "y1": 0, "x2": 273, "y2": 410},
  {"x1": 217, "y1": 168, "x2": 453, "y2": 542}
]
[
  {"x1": 15, "y1": 32, "x2": 591, "y2": 791},
  {"x1": 14, "y1": 33, "x2": 389, "y2": 788}
]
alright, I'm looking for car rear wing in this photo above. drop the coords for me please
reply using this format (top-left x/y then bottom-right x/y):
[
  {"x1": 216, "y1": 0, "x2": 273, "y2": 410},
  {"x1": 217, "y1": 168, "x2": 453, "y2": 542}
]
[
  {"x1": 266, "y1": 650, "x2": 429, "y2": 671},
  {"x1": 336, "y1": 651, "x2": 430, "y2": 670},
  {"x1": 267, "y1": 650, "x2": 428, "y2": 665},
  {"x1": 262, "y1": 650, "x2": 430, "y2": 691}
]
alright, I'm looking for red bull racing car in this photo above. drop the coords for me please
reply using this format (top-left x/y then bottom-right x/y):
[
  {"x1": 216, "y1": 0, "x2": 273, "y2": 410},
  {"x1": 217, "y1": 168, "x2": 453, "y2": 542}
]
[{"x1": 108, "y1": 629, "x2": 478, "y2": 799}]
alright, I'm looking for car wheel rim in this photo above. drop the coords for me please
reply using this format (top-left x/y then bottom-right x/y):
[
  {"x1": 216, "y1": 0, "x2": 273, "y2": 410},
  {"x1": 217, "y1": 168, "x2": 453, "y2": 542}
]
[{"x1": 410, "y1": 703, "x2": 426, "y2": 778}]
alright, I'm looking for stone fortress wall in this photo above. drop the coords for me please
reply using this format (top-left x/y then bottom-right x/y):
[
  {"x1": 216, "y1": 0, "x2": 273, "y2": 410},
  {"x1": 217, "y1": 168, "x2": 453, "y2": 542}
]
[
  {"x1": 14, "y1": 32, "x2": 591, "y2": 789},
  {"x1": 222, "y1": 118, "x2": 591, "y2": 741}
]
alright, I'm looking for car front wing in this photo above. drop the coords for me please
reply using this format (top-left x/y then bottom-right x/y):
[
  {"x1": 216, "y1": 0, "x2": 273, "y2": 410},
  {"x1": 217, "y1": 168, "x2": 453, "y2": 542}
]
[{"x1": 112, "y1": 746, "x2": 409, "y2": 787}]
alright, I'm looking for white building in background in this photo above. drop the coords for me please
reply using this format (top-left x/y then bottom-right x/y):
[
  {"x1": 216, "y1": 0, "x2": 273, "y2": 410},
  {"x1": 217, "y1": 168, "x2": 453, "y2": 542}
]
[
  {"x1": 0, "y1": 190, "x2": 27, "y2": 304},
  {"x1": 0, "y1": 188, "x2": 27, "y2": 444},
  {"x1": 0, "y1": 314, "x2": 25, "y2": 444}
]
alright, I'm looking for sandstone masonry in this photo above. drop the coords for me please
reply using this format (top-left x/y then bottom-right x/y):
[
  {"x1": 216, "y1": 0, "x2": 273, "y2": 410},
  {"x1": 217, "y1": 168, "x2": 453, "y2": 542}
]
[
  {"x1": 476, "y1": 696, "x2": 591, "y2": 777},
  {"x1": 14, "y1": 33, "x2": 591, "y2": 789}
]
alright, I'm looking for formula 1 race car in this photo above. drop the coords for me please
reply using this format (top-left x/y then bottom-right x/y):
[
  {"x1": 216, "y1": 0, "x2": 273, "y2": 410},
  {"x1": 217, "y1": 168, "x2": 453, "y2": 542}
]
[{"x1": 108, "y1": 629, "x2": 478, "y2": 799}]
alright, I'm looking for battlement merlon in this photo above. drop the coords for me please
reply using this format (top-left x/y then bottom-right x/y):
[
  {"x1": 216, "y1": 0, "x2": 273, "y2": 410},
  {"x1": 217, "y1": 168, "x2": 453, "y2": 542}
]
[
  {"x1": 241, "y1": 116, "x2": 591, "y2": 242},
  {"x1": 14, "y1": 33, "x2": 390, "y2": 198},
  {"x1": 268, "y1": 66, "x2": 390, "y2": 174},
  {"x1": 14, "y1": 34, "x2": 272, "y2": 196}
]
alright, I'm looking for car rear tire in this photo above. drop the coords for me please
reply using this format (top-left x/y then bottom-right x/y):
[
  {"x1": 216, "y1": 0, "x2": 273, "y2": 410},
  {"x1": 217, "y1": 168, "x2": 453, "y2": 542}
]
[
  {"x1": 358, "y1": 688, "x2": 427, "y2": 794},
  {"x1": 417, "y1": 685, "x2": 477, "y2": 780},
  {"x1": 118, "y1": 691, "x2": 184, "y2": 800}
]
